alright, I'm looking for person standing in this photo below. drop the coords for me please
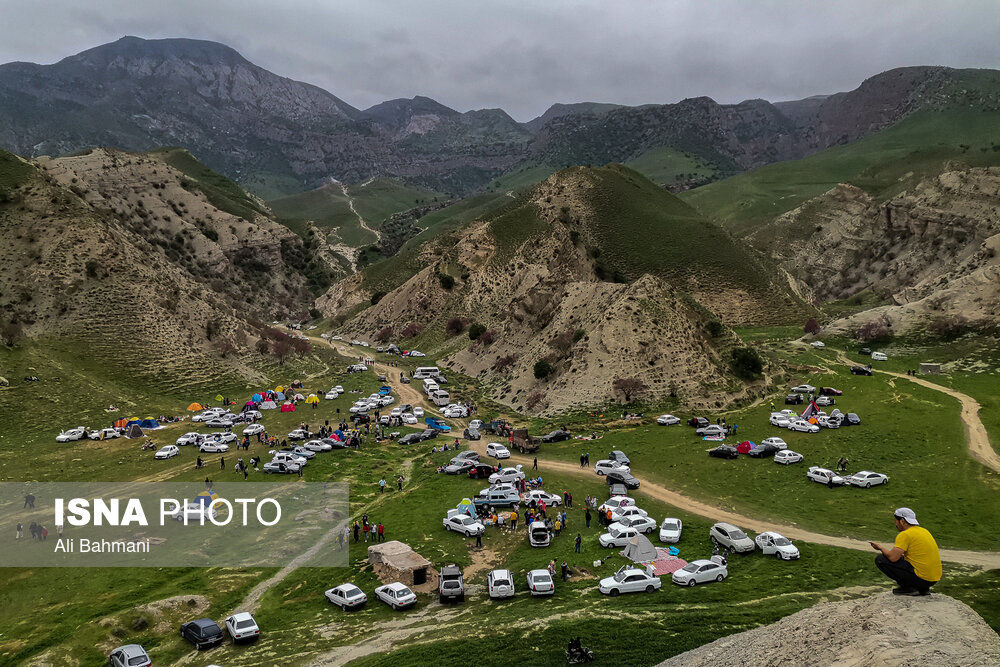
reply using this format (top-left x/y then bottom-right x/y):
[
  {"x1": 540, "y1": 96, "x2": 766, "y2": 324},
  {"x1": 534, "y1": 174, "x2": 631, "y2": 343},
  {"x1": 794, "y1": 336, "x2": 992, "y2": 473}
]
[
  {"x1": 377, "y1": 522, "x2": 385, "y2": 542},
  {"x1": 475, "y1": 530, "x2": 483, "y2": 548},
  {"x1": 353, "y1": 521, "x2": 360, "y2": 542},
  {"x1": 510, "y1": 509, "x2": 518, "y2": 532},
  {"x1": 532, "y1": 457, "x2": 538, "y2": 470},
  {"x1": 870, "y1": 507, "x2": 941, "y2": 596},
  {"x1": 16, "y1": 523, "x2": 23, "y2": 540},
  {"x1": 379, "y1": 477, "x2": 386, "y2": 494},
  {"x1": 397, "y1": 475, "x2": 404, "y2": 491},
  {"x1": 575, "y1": 533, "x2": 582, "y2": 553},
  {"x1": 585, "y1": 508, "x2": 592, "y2": 528}
]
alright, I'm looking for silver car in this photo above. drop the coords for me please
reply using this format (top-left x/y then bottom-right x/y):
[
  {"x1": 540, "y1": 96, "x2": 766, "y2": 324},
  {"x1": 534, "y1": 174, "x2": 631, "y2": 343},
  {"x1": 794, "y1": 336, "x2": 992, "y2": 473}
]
[
  {"x1": 672, "y1": 559, "x2": 728, "y2": 586},
  {"x1": 709, "y1": 522, "x2": 754, "y2": 553}
]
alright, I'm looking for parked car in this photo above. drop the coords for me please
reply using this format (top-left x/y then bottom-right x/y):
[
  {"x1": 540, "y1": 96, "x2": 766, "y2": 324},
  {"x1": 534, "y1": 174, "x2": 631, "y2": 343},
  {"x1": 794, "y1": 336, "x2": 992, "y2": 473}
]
[
  {"x1": 175, "y1": 432, "x2": 203, "y2": 446},
  {"x1": 815, "y1": 395, "x2": 835, "y2": 407},
  {"x1": 180, "y1": 618, "x2": 224, "y2": 649},
  {"x1": 199, "y1": 441, "x2": 229, "y2": 453},
  {"x1": 275, "y1": 450, "x2": 308, "y2": 466},
  {"x1": 708, "y1": 445, "x2": 739, "y2": 459},
  {"x1": 599, "y1": 566, "x2": 662, "y2": 596},
  {"x1": 609, "y1": 514, "x2": 657, "y2": 535},
  {"x1": 709, "y1": 522, "x2": 755, "y2": 553},
  {"x1": 488, "y1": 569, "x2": 515, "y2": 599},
  {"x1": 672, "y1": 559, "x2": 728, "y2": 586},
  {"x1": 287, "y1": 428, "x2": 310, "y2": 440},
  {"x1": 540, "y1": 429, "x2": 571, "y2": 443},
  {"x1": 192, "y1": 409, "x2": 224, "y2": 422},
  {"x1": 325, "y1": 583, "x2": 368, "y2": 610},
  {"x1": 817, "y1": 415, "x2": 842, "y2": 429},
  {"x1": 755, "y1": 532, "x2": 800, "y2": 560},
  {"x1": 807, "y1": 466, "x2": 845, "y2": 485},
  {"x1": 858, "y1": 347, "x2": 872, "y2": 355},
  {"x1": 656, "y1": 414, "x2": 680, "y2": 426},
  {"x1": 263, "y1": 460, "x2": 301, "y2": 474},
  {"x1": 56, "y1": 426, "x2": 89, "y2": 442},
  {"x1": 871, "y1": 351, "x2": 888, "y2": 361},
  {"x1": 289, "y1": 445, "x2": 316, "y2": 459},
  {"x1": 774, "y1": 450, "x2": 804, "y2": 465},
  {"x1": 784, "y1": 393, "x2": 804, "y2": 405},
  {"x1": 687, "y1": 417, "x2": 710, "y2": 428},
  {"x1": 108, "y1": 644, "x2": 151, "y2": 667},
  {"x1": 696, "y1": 424, "x2": 726, "y2": 437},
  {"x1": 605, "y1": 470, "x2": 640, "y2": 490},
  {"x1": 468, "y1": 463, "x2": 497, "y2": 479},
  {"x1": 425, "y1": 417, "x2": 450, "y2": 431},
  {"x1": 443, "y1": 457, "x2": 475, "y2": 475},
  {"x1": 598, "y1": 496, "x2": 636, "y2": 513},
  {"x1": 810, "y1": 341, "x2": 826, "y2": 348},
  {"x1": 397, "y1": 433, "x2": 423, "y2": 445},
  {"x1": 787, "y1": 419, "x2": 820, "y2": 433},
  {"x1": 599, "y1": 525, "x2": 639, "y2": 548},
  {"x1": 609, "y1": 505, "x2": 649, "y2": 523},
  {"x1": 402, "y1": 414, "x2": 418, "y2": 425},
  {"x1": 154, "y1": 445, "x2": 179, "y2": 459},
  {"x1": 769, "y1": 413, "x2": 793, "y2": 427},
  {"x1": 303, "y1": 439, "x2": 332, "y2": 452},
  {"x1": 845, "y1": 412, "x2": 862, "y2": 426},
  {"x1": 486, "y1": 442, "x2": 511, "y2": 459},
  {"x1": 443, "y1": 513, "x2": 485, "y2": 536},
  {"x1": 851, "y1": 365, "x2": 873, "y2": 376},
  {"x1": 489, "y1": 465, "x2": 526, "y2": 484},
  {"x1": 819, "y1": 387, "x2": 843, "y2": 396},
  {"x1": 454, "y1": 450, "x2": 479, "y2": 462},
  {"x1": 463, "y1": 427, "x2": 481, "y2": 440},
  {"x1": 204, "y1": 418, "x2": 234, "y2": 429},
  {"x1": 594, "y1": 460, "x2": 630, "y2": 476},
  {"x1": 525, "y1": 489, "x2": 562, "y2": 506},
  {"x1": 759, "y1": 437, "x2": 787, "y2": 450},
  {"x1": 242, "y1": 423, "x2": 264, "y2": 436},
  {"x1": 748, "y1": 442, "x2": 781, "y2": 458},
  {"x1": 791, "y1": 384, "x2": 817, "y2": 393},
  {"x1": 608, "y1": 450, "x2": 631, "y2": 465},
  {"x1": 527, "y1": 569, "x2": 555, "y2": 596},
  {"x1": 845, "y1": 470, "x2": 889, "y2": 488},
  {"x1": 224, "y1": 612, "x2": 260, "y2": 643},
  {"x1": 413, "y1": 407, "x2": 425, "y2": 418},
  {"x1": 529, "y1": 521, "x2": 551, "y2": 547},
  {"x1": 438, "y1": 564, "x2": 465, "y2": 602},
  {"x1": 375, "y1": 582, "x2": 417, "y2": 610},
  {"x1": 169, "y1": 502, "x2": 218, "y2": 523},
  {"x1": 659, "y1": 517, "x2": 683, "y2": 543},
  {"x1": 89, "y1": 427, "x2": 120, "y2": 441}
]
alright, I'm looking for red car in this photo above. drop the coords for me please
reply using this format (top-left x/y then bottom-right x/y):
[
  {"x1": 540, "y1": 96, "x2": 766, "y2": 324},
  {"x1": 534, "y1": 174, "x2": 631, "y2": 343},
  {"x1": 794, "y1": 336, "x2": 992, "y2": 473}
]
[
  {"x1": 819, "y1": 387, "x2": 843, "y2": 396},
  {"x1": 468, "y1": 463, "x2": 497, "y2": 479}
]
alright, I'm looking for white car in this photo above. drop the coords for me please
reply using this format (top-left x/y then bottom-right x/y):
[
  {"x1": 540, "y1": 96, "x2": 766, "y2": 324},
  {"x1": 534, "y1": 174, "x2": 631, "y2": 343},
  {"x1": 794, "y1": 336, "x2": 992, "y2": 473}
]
[
  {"x1": 774, "y1": 450, "x2": 804, "y2": 465},
  {"x1": 390, "y1": 407, "x2": 403, "y2": 418},
  {"x1": 199, "y1": 441, "x2": 229, "y2": 453},
  {"x1": 791, "y1": 384, "x2": 816, "y2": 394},
  {"x1": 154, "y1": 445, "x2": 179, "y2": 459},
  {"x1": 402, "y1": 414, "x2": 418, "y2": 425},
  {"x1": 469, "y1": 419, "x2": 484, "y2": 430},
  {"x1": 302, "y1": 439, "x2": 332, "y2": 452},
  {"x1": 442, "y1": 405, "x2": 468, "y2": 418},
  {"x1": 324, "y1": 391, "x2": 339, "y2": 400},
  {"x1": 810, "y1": 341, "x2": 826, "y2": 348},
  {"x1": 807, "y1": 466, "x2": 846, "y2": 485},
  {"x1": 659, "y1": 517, "x2": 683, "y2": 543},
  {"x1": 374, "y1": 582, "x2": 417, "y2": 610},
  {"x1": 334, "y1": 385, "x2": 344, "y2": 393},
  {"x1": 214, "y1": 432, "x2": 237, "y2": 444},
  {"x1": 769, "y1": 413, "x2": 793, "y2": 428},
  {"x1": 599, "y1": 496, "x2": 636, "y2": 514},
  {"x1": 192, "y1": 410, "x2": 222, "y2": 422},
  {"x1": 413, "y1": 407, "x2": 424, "y2": 418},
  {"x1": 272, "y1": 451, "x2": 307, "y2": 466},
  {"x1": 332, "y1": 335, "x2": 343, "y2": 341},
  {"x1": 871, "y1": 351, "x2": 888, "y2": 361},
  {"x1": 288, "y1": 446, "x2": 316, "y2": 459},
  {"x1": 488, "y1": 465, "x2": 525, "y2": 484},
  {"x1": 243, "y1": 410, "x2": 263, "y2": 420},
  {"x1": 598, "y1": 566, "x2": 662, "y2": 596},
  {"x1": 610, "y1": 506, "x2": 649, "y2": 523},
  {"x1": 242, "y1": 424, "x2": 264, "y2": 436},
  {"x1": 263, "y1": 460, "x2": 301, "y2": 474},
  {"x1": 760, "y1": 437, "x2": 788, "y2": 450},
  {"x1": 443, "y1": 514, "x2": 485, "y2": 536},
  {"x1": 486, "y1": 443, "x2": 511, "y2": 459},
  {"x1": 755, "y1": 532, "x2": 800, "y2": 560},
  {"x1": 609, "y1": 515, "x2": 657, "y2": 535},
  {"x1": 56, "y1": 427, "x2": 88, "y2": 442},
  {"x1": 817, "y1": 415, "x2": 842, "y2": 429},
  {"x1": 488, "y1": 569, "x2": 515, "y2": 599},
  {"x1": 224, "y1": 612, "x2": 259, "y2": 643},
  {"x1": 204, "y1": 418, "x2": 234, "y2": 428},
  {"x1": 524, "y1": 490, "x2": 561, "y2": 506},
  {"x1": 173, "y1": 432, "x2": 201, "y2": 446},
  {"x1": 845, "y1": 471, "x2": 889, "y2": 488},
  {"x1": 599, "y1": 525, "x2": 639, "y2": 548},
  {"x1": 656, "y1": 414, "x2": 680, "y2": 426},
  {"x1": 287, "y1": 428, "x2": 310, "y2": 440},
  {"x1": 672, "y1": 559, "x2": 728, "y2": 586},
  {"x1": 527, "y1": 569, "x2": 555, "y2": 596},
  {"x1": 594, "y1": 460, "x2": 630, "y2": 476},
  {"x1": 409, "y1": 351, "x2": 426, "y2": 357},
  {"x1": 325, "y1": 583, "x2": 368, "y2": 610},
  {"x1": 88, "y1": 428, "x2": 120, "y2": 441},
  {"x1": 709, "y1": 522, "x2": 755, "y2": 553},
  {"x1": 349, "y1": 403, "x2": 369, "y2": 414},
  {"x1": 170, "y1": 502, "x2": 218, "y2": 523},
  {"x1": 787, "y1": 419, "x2": 820, "y2": 433}
]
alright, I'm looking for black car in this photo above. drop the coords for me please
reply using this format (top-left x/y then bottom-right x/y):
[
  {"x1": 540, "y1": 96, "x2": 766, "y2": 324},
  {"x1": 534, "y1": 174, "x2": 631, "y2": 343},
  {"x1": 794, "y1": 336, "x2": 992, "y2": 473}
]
[
  {"x1": 180, "y1": 618, "x2": 224, "y2": 649},
  {"x1": 540, "y1": 429, "x2": 571, "y2": 443},
  {"x1": 468, "y1": 463, "x2": 496, "y2": 479},
  {"x1": 850, "y1": 366, "x2": 873, "y2": 376},
  {"x1": 747, "y1": 443, "x2": 781, "y2": 458},
  {"x1": 419, "y1": 429, "x2": 439, "y2": 441},
  {"x1": 845, "y1": 413, "x2": 862, "y2": 426},
  {"x1": 321, "y1": 438, "x2": 348, "y2": 449},
  {"x1": 606, "y1": 470, "x2": 640, "y2": 490},
  {"x1": 784, "y1": 394, "x2": 804, "y2": 405},
  {"x1": 399, "y1": 403, "x2": 412, "y2": 413},
  {"x1": 687, "y1": 417, "x2": 710, "y2": 428},
  {"x1": 858, "y1": 347, "x2": 872, "y2": 356},
  {"x1": 397, "y1": 433, "x2": 424, "y2": 445},
  {"x1": 708, "y1": 445, "x2": 739, "y2": 460},
  {"x1": 464, "y1": 427, "x2": 481, "y2": 441}
]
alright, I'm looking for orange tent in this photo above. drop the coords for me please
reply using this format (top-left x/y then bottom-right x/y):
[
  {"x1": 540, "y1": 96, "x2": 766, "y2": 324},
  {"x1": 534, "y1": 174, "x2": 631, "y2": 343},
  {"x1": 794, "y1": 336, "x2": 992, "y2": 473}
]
[{"x1": 187, "y1": 402, "x2": 204, "y2": 411}]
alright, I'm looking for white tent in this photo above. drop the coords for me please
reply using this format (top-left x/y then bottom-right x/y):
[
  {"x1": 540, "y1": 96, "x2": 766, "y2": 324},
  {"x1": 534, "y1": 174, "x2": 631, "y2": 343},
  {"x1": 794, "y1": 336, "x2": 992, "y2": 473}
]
[
  {"x1": 260, "y1": 400, "x2": 277, "y2": 410},
  {"x1": 621, "y1": 534, "x2": 657, "y2": 563}
]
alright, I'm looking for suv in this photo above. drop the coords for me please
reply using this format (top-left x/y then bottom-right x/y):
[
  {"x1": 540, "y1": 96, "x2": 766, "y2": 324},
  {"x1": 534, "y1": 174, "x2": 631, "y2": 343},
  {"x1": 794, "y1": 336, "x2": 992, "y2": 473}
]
[
  {"x1": 180, "y1": 618, "x2": 224, "y2": 649},
  {"x1": 439, "y1": 564, "x2": 465, "y2": 602},
  {"x1": 709, "y1": 522, "x2": 755, "y2": 553}
]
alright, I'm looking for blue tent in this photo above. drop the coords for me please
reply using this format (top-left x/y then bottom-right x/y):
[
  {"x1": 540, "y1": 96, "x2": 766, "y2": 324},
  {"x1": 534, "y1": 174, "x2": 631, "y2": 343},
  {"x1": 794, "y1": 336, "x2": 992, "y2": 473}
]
[
  {"x1": 126, "y1": 419, "x2": 141, "y2": 427},
  {"x1": 334, "y1": 429, "x2": 345, "y2": 440},
  {"x1": 139, "y1": 418, "x2": 160, "y2": 429},
  {"x1": 252, "y1": 393, "x2": 263, "y2": 402},
  {"x1": 275, "y1": 392, "x2": 286, "y2": 400}
]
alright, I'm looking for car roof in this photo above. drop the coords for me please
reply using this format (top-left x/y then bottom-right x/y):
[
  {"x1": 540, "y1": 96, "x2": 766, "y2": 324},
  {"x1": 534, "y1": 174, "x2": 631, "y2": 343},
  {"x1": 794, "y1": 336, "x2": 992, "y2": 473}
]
[
  {"x1": 229, "y1": 612, "x2": 254, "y2": 622},
  {"x1": 689, "y1": 559, "x2": 718, "y2": 566},
  {"x1": 440, "y1": 564, "x2": 462, "y2": 574},
  {"x1": 490, "y1": 569, "x2": 512, "y2": 577},
  {"x1": 528, "y1": 569, "x2": 551, "y2": 577},
  {"x1": 191, "y1": 618, "x2": 218, "y2": 627},
  {"x1": 118, "y1": 644, "x2": 147, "y2": 655},
  {"x1": 713, "y1": 522, "x2": 741, "y2": 531},
  {"x1": 334, "y1": 583, "x2": 361, "y2": 591},
  {"x1": 384, "y1": 582, "x2": 410, "y2": 591}
]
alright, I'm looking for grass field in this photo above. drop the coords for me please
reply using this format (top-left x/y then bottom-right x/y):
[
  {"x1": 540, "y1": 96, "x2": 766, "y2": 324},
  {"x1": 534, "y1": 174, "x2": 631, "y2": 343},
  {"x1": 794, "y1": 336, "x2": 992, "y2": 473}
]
[{"x1": 626, "y1": 146, "x2": 720, "y2": 187}]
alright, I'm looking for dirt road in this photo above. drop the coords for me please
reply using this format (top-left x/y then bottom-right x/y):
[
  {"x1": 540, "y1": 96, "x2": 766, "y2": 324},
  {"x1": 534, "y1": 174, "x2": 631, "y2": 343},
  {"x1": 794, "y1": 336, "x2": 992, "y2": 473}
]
[{"x1": 836, "y1": 352, "x2": 1000, "y2": 474}]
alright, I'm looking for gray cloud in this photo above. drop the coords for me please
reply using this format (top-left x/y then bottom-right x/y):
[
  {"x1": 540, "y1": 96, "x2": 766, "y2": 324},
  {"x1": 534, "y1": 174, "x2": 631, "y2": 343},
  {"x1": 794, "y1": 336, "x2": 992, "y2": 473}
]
[{"x1": 1, "y1": 0, "x2": 998, "y2": 120}]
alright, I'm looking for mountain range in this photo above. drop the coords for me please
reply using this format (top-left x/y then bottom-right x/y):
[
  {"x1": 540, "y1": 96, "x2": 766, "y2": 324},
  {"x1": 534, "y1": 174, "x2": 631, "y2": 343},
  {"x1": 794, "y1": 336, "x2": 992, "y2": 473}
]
[{"x1": 3, "y1": 36, "x2": 999, "y2": 198}]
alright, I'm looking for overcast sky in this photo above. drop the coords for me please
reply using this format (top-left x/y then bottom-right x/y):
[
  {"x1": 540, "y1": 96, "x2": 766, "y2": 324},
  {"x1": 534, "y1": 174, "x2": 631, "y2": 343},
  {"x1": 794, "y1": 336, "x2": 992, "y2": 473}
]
[{"x1": 2, "y1": 0, "x2": 998, "y2": 120}]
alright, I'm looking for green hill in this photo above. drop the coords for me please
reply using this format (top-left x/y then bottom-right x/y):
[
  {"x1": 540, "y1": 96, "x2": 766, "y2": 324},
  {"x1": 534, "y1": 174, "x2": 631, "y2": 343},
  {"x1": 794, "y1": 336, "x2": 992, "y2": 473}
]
[{"x1": 681, "y1": 109, "x2": 1000, "y2": 236}]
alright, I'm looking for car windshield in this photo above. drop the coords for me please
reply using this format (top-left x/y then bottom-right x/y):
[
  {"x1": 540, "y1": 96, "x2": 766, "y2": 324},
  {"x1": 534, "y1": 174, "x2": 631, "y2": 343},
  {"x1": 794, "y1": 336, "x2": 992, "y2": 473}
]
[
  {"x1": 493, "y1": 579, "x2": 510, "y2": 587},
  {"x1": 128, "y1": 657, "x2": 149, "y2": 666},
  {"x1": 773, "y1": 537, "x2": 792, "y2": 546},
  {"x1": 730, "y1": 530, "x2": 748, "y2": 540},
  {"x1": 661, "y1": 520, "x2": 679, "y2": 530},
  {"x1": 236, "y1": 619, "x2": 256, "y2": 629},
  {"x1": 681, "y1": 563, "x2": 699, "y2": 573}
]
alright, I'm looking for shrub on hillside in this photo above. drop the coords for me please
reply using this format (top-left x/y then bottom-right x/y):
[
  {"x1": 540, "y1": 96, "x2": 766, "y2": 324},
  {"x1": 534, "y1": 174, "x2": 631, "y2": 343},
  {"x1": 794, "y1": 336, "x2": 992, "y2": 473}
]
[
  {"x1": 854, "y1": 318, "x2": 891, "y2": 343},
  {"x1": 804, "y1": 317, "x2": 821, "y2": 335},
  {"x1": 438, "y1": 273, "x2": 455, "y2": 290},
  {"x1": 706, "y1": 320, "x2": 725, "y2": 338},
  {"x1": 0, "y1": 320, "x2": 25, "y2": 347},
  {"x1": 374, "y1": 326, "x2": 394, "y2": 342},
  {"x1": 929, "y1": 315, "x2": 972, "y2": 340},
  {"x1": 549, "y1": 329, "x2": 576, "y2": 357},
  {"x1": 525, "y1": 391, "x2": 545, "y2": 411},
  {"x1": 730, "y1": 347, "x2": 764, "y2": 380},
  {"x1": 493, "y1": 354, "x2": 518, "y2": 372},
  {"x1": 477, "y1": 329, "x2": 497, "y2": 346},
  {"x1": 254, "y1": 338, "x2": 270, "y2": 355},
  {"x1": 612, "y1": 377, "x2": 648, "y2": 403},
  {"x1": 272, "y1": 339, "x2": 292, "y2": 364},
  {"x1": 468, "y1": 323, "x2": 486, "y2": 340},
  {"x1": 445, "y1": 317, "x2": 466, "y2": 335},
  {"x1": 291, "y1": 338, "x2": 311, "y2": 357},
  {"x1": 533, "y1": 359, "x2": 554, "y2": 379},
  {"x1": 401, "y1": 323, "x2": 422, "y2": 338},
  {"x1": 370, "y1": 291, "x2": 386, "y2": 305}
]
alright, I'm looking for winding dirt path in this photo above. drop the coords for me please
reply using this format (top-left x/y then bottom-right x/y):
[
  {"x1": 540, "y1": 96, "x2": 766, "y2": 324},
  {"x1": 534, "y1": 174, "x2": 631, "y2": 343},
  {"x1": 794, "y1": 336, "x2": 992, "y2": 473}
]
[
  {"x1": 330, "y1": 179, "x2": 381, "y2": 242},
  {"x1": 835, "y1": 352, "x2": 1000, "y2": 474}
]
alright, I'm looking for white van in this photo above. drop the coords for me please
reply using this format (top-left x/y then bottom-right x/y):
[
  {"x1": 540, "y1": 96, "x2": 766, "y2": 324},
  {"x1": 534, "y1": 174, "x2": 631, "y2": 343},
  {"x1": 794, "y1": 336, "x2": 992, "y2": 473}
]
[
  {"x1": 413, "y1": 366, "x2": 440, "y2": 379},
  {"x1": 871, "y1": 351, "x2": 888, "y2": 361},
  {"x1": 423, "y1": 380, "x2": 439, "y2": 395},
  {"x1": 431, "y1": 389, "x2": 451, "y2": 407}
]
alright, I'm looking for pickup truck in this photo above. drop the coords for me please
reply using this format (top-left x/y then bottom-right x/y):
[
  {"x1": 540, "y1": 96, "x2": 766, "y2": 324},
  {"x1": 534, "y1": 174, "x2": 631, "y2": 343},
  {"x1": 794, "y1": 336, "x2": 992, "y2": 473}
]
[{"x1": 511, "y1": 429, "x2": 540, "y2": 454}]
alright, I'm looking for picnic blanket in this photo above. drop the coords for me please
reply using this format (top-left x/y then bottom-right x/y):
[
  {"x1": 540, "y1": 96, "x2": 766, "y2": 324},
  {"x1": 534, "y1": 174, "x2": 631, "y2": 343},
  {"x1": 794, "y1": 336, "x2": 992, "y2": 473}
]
[{"x1": 651, "y1": 549, "x2": 688, "y2": 576}]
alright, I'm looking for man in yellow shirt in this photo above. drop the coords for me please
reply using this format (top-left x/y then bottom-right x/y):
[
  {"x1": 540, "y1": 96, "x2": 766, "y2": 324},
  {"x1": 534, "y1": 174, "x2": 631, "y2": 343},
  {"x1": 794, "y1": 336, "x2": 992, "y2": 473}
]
[{"x1": 870, "y1": 507, "x2": 942, "y2": 596}]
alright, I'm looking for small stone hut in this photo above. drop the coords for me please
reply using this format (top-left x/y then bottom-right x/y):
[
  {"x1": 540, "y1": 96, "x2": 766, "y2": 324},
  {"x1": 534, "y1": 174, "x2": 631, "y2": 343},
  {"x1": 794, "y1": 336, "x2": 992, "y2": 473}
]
[
  {"x1": 368, "y1": 540, "x2": 437, "y2": 589},
  {"x1": 919, "y1": 363, "x2": 942, "y2": 374}
]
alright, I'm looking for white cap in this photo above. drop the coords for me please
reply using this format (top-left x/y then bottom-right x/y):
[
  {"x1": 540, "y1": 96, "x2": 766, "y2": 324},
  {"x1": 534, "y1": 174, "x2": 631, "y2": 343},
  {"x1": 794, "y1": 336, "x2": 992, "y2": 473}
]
[{"x1": 894, "y1": 507, "x2": 919, "y2": 525}]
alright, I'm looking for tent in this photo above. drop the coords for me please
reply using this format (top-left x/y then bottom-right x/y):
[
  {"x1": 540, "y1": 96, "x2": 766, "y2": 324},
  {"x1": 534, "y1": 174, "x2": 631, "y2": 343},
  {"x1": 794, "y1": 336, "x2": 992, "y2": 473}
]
[
  {"x1": 114, "y1": 418, "x2": 129, "y2": 429},
  {"x1": 195, "y1": 490, "x2": 220, "y2": 507},
  {"x1": 260, "y1": 400, "x2": 277, "y2": 410},
  {"x1": 455, "y1": 498, "x2": 475, "y2": 517},
  {"x1": 275, "y1": 386, "x2": 284, "y2": 393},
  {"x1": 275, "y1": 392, "x2": 286, "y2": 401},
  {"x1": 621, "y1": 534, "x2": 657, "y2": 563},
  {"x1": 187, "y1": 402, "x2": 204, "y2": 411},
  {"x1": 294, "y1": 393, "x2": 305, "y2": 401},
  {"x1": 252, "y1": 393, "x2": 263, "y2": 403},
  {"x1": 801, "y1": 401, "x2": 820, "y2": 420},
  {"x1": 305, "y1": 394, "x2": 319, "y2": 404},
  {"x1": 139, "y1": 418, "x2": 160, "y2": 429},
  {"x1": 280, "y1": 403, "x2": 296, "y2": 412},
  {"x1": 126, "y1": 423, "x2": 144, "y2": 438},
  {"x1": 736, "y1": 440, "x2": 753, "y2": 454}
]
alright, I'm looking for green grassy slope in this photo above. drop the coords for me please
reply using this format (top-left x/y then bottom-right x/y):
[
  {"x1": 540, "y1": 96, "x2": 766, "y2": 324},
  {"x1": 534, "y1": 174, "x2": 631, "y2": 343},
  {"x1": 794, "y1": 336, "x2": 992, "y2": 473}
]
[
  {"x1": 626, "y1": 145, "x2": 720, "y2": 187},
  {"x1": 0, "y1": 148, "x2": 33, "y2": 191},
  {"x1": 682, "y1": 110, "x2": 1000, "y2": 236},
  {"x1": 148, "y1": 147, "x2": 269, "y2": 221}
]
